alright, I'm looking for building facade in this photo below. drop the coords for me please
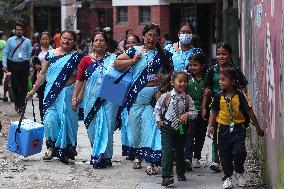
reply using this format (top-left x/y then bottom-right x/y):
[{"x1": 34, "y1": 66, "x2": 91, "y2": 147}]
[{"x1": 112, "y1": 0, "x2": 238, "y2": 60}]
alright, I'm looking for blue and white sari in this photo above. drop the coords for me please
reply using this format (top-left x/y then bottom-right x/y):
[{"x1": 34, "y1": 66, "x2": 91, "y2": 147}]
[
  {"x1": 164, "y1": 44, "x2": 192, "y2": 71},
  {"x1": 121, "y1": 46, "x2": 171, "y2": 165},
  {"x1": 43, "y1": 50, "x2": 83, "y2": 160},
  {"x1": 82, "y1": 54, "x2": 119, "y2": 168}
]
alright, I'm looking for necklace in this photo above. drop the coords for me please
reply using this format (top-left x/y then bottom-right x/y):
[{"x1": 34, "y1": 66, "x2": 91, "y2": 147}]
[
  {"x1": 223, "y1": 90, "x2": 235, "y2": 132},
  {"x1": 91, "y1": 53, "x2": 108, "y2": 76},
  {"x1": 143, "y1": 46, "x2": 157, "y2": 75}
]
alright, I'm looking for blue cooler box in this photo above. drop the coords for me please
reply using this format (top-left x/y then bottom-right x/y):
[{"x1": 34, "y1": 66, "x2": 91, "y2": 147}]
[
  {"x1": 7, "y1": 119, "x2": 44, "y2": 157},
  {"x1": 98, "y1": 66, "x2": 132, "y2": 106}
]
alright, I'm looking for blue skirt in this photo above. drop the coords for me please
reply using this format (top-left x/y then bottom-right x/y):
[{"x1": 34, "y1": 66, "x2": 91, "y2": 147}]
[
  {"x1": 122, "y1": 86, "x2": 161, "y2": 165},
  {"x1": 44, "y1": 84, "x2": 78, "y2": 160}
]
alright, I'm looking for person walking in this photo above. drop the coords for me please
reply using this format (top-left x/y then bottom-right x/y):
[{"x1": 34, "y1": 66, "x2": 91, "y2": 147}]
[
  {"x1": 27, "y1": 30, "x2": 83, "y2": 163},
  {"x1": 0, "y1": 31, "x2": 6, "y2": 85},
  {"x1": 31, "y1": 32, "x2": 53, "y2": 121},
  {"x1": 2, "y1": 22, "x2": 32, "y2": 113},
  {"x1": 207, "y1": 67, "x2": 264, "y2": 189},
  {"x1": 155, "y1": 71, "x2": 197, "y2": 186},
  {"x1": 114, "y1": 23, "x2": 172, "y2": 175},
  {"x1": 72, "y1": 31, "x2": 119, "y2": 168}
]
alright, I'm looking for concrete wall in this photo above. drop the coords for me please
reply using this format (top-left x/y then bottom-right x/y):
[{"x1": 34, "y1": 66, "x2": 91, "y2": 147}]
[{"x1": 240, "y1": 0, "x2": 284, "y2": 188}]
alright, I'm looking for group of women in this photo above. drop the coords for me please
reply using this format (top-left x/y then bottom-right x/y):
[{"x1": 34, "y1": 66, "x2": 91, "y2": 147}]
[{"x1": 27, "y1": 22, "x2": 198, "y2": 174}]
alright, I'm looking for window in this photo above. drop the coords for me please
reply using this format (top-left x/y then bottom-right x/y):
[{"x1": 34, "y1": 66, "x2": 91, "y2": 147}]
[
  {"x1": 139, "y1": 6, "x2": 151, "y2": 24},
  {"x1": 117, "y1": 6, "x2": 128, "y2": 24}
]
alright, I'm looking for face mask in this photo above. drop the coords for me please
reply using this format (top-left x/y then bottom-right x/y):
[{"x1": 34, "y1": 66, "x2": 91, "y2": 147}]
[{"x1": 179, "y1": 34, "x2": 192, "y2": 45}]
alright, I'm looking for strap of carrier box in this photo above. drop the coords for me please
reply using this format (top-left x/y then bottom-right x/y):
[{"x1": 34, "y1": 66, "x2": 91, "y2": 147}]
[{"x1": 114, "y1": 66, "x2": 132, "y2": 84}]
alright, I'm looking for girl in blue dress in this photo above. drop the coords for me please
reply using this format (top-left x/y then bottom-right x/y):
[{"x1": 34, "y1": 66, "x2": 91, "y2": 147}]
[
  {"x1": 72, "y1": 32, "x2": 119, "y2": 168},
  {"x1": 27, "y1": 30, "x2": 83, "y2": 163},
  {"x1": 114, "y1": 24, "x2": 172, "y2": 175}
]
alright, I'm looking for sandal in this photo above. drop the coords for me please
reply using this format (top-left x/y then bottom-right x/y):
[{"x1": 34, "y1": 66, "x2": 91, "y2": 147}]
[
  {"x1": 43, "y1": 148, "x2": 53, "y2": 160},
  {"x1": 145, "y1": 165, "x2": 158, "y2": 175},
  {"x1": 132, "y1": 159, "x2": 142, "y2": 169}
]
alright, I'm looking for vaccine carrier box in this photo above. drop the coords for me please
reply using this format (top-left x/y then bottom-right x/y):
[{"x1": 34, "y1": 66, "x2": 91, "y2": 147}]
[
  {"x1": 7, "y1": 119, "x2": 44, "y2": 157},
  {"x1": 98, "y1": 66, "x2": 132, "y2": 106}
]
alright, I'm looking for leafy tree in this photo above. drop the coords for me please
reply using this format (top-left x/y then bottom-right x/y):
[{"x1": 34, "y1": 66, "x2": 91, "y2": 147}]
[{"x1": 0, "y1": 0, "x2": 30, "y2": 30}]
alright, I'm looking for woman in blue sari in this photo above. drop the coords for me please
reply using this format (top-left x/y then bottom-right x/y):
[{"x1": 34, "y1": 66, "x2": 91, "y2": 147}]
[
  {"x1": 27, "y1": 30, "x2": 83, "y2": 163},
  {"x1": 164, "y1": 21, "x2": 199, "y2": 71},
  {"x1": 114, "y1": 24, "x2": 173, "y2": 175},
  {"x1": 72, "y1": 32, "x2": 118, "y2": 168}
]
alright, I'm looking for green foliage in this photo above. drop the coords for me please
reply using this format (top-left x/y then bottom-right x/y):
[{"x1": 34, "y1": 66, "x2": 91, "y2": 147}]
[{"x1": 0, "y1": 0, "x2": 30, "y2": 29}]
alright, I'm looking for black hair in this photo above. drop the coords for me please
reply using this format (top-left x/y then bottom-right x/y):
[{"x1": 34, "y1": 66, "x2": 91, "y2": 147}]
[
  {"x1": 219, "y1": 67, "x2": 238, "y2": 85},
  {"x1": 0, "y1": 32, "x2": 3, "y2": 38},
  {"x1": 127, "y1": 35, "x2": 141, "y2": 44},
  {"x1": 40, "y1": 31, "x2": 50, "y2": 39},
  {"x1": 216, "y1": 42, "x2": 234, "y2": 65},
  {"x1": 216, "y1": 42, "x2": 232, "y2": 54},
  {"x1": 190, "y1": 35, "x2": 202, "y2": 48},
  {"x1": 15, "y1": 22, "x2": 25, "y2": 30},
  {"x1": 125, "y1": 29, "x2": 133, "y2": 37},
  {"x1": 142, "y1": 23, "x2": 172, "y2": 74},
  {"x1": 189, "y1": 50, "x2": 207, "y2": 65},
  {"x1": 163, "y1": 32, "x2": 172, "y2": 41},
  {"x1": 180, "y1": 21, "x2": 193, "y2": 31},
  {"x1": 94, "y1": 27, "x2": 103, "y2": 33},
  {"x1": 92, "y1": 31, "x2": 109, "y2": 44},
  {"x1": 61, "y1": 30, "x2": 77, "y2": 41},
  {"x1": 171, "y1": 71, "x2": 189, "y2": 81}
]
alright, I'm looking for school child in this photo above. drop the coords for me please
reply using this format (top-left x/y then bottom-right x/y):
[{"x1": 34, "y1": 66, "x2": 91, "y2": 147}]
[
  {"x1": 207, "y1": 68, "x2": 264, "y2": 189},
  {"x1": 184, "y1": 48, "x2": 208, "y2": 170},
  {"x1": 155, "y1": 71, "x2": 198, "y2": 186},
  {"x1": 202, "y1": 42, "x2": 248, "y2": 172}
]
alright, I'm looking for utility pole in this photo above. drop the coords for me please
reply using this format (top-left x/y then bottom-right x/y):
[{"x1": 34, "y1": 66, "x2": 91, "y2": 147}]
[{"x1": 61, "y1": 0, "x2": 67, "y2": 31}]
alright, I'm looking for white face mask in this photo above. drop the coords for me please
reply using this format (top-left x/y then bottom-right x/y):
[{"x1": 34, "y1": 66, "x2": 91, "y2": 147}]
[{"x1": 179, "y1": 34, "x2": 193, "y2": 45}]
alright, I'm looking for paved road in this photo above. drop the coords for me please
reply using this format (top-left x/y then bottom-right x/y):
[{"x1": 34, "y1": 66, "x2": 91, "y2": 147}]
[{"x1": 0, "y1": 92, "x2": 257, "y2": 189}]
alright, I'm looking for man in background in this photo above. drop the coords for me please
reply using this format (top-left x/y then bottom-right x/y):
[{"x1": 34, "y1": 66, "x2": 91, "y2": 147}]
[{"x1": 2, "y1": 23, "x2": 32, "y2": 113}]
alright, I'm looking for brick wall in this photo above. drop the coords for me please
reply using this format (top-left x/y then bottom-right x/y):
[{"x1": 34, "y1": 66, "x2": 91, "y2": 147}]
[{"x1": 113, "y1": 5, "x2": 169, "y2": 43}]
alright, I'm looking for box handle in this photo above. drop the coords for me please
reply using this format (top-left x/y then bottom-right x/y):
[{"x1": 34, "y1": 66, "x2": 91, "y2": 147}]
[{"x1": 114, "y1": 66, "x2": 132, "y2": 84}]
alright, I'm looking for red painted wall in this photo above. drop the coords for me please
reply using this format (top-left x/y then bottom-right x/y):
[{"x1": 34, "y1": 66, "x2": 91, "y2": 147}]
[
  {"x1": 240, "y1": 0, "x2": 284, "y2": 188},
  {"x1": 113, "y1": 5, "x2": 169, "y2": 42}
]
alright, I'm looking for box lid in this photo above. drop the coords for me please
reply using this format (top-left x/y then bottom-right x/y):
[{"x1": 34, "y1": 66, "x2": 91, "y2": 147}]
[{"x1": 13, "y1": 119, "x2": 44, "y2": 130}]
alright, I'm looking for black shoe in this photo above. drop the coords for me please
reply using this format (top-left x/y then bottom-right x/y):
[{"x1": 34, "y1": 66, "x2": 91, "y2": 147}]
[
  {"x1": 177, "y1": 174, "x2": 187, "y2": 181},
  {"x1": 185, "y1": 159, "x2": 192, "y2": 172},
  {"x1": 2, "y1": 97, "x2": 8, "y2": 102},
  {"x1": 161, "y1": 177, "x2": 174, "y2": 186}
]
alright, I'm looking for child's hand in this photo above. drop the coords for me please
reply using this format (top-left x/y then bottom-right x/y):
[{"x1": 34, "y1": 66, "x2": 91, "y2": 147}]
[
  {"x1": 204, "y1": 88, "x2": 213, "y2": 97},
  {"x1": 207, "y1": 125, "x2": 213, "y2": 138},
  {"x1": 132, "y1": 53, "x2": 142, "y2": 64},
  {"x1": 256, "y1": 127, "x2": 265, "y2": 137},
  {"x1": 202, "y1": 108, "x2": 207, "y2": 120},
  {"x1": 157, "y1": 121, "x2": 163, "y2": 129},
  {"x1": 179, "y1": 113, "x2": 189, "y2": 124}
]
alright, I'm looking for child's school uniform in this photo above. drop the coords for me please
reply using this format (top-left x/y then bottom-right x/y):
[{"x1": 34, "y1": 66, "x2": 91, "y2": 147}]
[
  {"x1": 155, "y1": 89, "x2": 197, "y2": 178},
  {"x1": 185, "y1": 74, "x2": 208, "y2": 162},
  {"x1": 204, "y1": 64, "x2": 249, "y2": 166},
  {"x1": 210, "y1": 89, "x2": 251, "y2": 180}
]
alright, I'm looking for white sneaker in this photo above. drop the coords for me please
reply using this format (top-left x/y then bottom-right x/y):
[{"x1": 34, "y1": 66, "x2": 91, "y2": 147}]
[
  {"x1": 192, "y1": 158, "x2": 201, "y2": 168},
  {"x1": 236, "y1": 173, "x2": 246, "y2": 187},
  {"x1": 223, "y1": 177, "x2": 233, "y2": 189},
  {"x1": 210, "y1": 162, "x2": 222, "y2": 172}
]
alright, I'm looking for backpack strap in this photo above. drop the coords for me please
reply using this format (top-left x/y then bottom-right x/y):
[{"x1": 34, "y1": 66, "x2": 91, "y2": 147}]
[
  {"x1": 237, "y1": 90, "x2": 251, "y2": 127},
  {"x1": 161, "y1": 92, "x2": 171, "y2": 121},
  {"x1": 184, "y1": 95, "x2": 189, "y2": 112}
]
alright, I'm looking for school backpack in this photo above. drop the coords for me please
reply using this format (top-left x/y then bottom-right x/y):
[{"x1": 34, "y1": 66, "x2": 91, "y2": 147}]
[
  {"x1": 213, "y1": 90, "x2": 250, "y2": 128},
  {"x1": 161, "y1": 92, "x2": 190, "y2": 117}
]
